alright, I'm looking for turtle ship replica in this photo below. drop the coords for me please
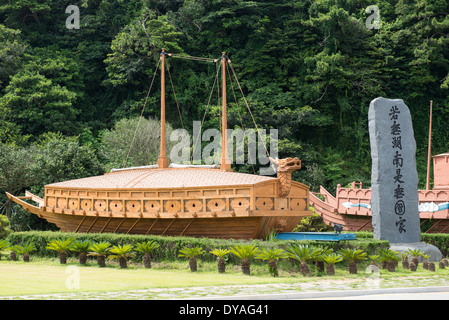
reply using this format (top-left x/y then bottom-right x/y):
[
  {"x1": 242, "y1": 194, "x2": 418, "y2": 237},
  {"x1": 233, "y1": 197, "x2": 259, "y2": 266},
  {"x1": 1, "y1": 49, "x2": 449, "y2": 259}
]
[
  {"x1": 7, "y1": 50, "x2": 310, "y2": 240},
  {"x1": 310, "y1": 101, "x2": 449, "y2": 234}
]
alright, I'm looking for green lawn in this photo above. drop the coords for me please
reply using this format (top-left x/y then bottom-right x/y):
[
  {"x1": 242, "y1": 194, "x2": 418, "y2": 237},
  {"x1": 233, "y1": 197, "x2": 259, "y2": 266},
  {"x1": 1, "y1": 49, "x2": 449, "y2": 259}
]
[
  {"x1": 3, "y1": 259, "x2": 449, "y2": 298},
  {"x1": 0, "y1": 260, "x2": 305, "y2": 297}
]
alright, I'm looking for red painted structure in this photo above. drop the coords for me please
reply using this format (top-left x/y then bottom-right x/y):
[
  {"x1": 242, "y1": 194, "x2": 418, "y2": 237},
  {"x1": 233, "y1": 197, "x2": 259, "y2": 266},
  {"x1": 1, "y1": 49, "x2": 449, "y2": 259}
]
[{"x1": 309, "y1": 153, "x2": 449, "y2": 233}]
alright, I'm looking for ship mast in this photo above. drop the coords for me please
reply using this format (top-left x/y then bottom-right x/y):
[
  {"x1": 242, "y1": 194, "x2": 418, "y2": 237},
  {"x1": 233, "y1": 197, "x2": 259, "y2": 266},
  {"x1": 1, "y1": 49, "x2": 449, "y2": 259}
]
[
  {"x1": 426, "y1": 100, "x2": 433, "y2": 190},
  {"x1": 158, "y1": 48, "x2": 169, "y2": 168},
  {"x1": 221, "y1": 52, "x2": 232, "y2": 171}
]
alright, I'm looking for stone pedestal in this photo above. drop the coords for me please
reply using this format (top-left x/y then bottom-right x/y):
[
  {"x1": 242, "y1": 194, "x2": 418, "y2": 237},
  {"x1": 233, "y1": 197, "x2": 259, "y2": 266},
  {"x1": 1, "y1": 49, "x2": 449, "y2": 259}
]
[{"x1": 390, "y1": 242, "x2": 442, "y2": 262}]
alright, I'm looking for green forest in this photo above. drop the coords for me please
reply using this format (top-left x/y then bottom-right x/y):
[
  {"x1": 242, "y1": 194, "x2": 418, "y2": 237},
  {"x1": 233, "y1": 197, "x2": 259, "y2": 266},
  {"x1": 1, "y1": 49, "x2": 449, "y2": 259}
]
[{"x1": 0, "y1": 0, "x2": 448, "y2": 231}]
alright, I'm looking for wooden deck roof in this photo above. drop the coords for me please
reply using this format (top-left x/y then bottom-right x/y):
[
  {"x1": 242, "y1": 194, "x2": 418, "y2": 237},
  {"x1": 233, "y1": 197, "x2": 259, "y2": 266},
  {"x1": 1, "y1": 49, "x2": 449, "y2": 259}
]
[{"x1": 47, "y1": 168, "x2": 276, "y2": 189}]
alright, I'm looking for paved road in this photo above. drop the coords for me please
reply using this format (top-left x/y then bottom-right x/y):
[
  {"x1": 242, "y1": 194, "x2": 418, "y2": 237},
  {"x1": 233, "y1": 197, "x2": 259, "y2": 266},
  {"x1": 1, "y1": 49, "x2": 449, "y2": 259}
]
[{"x1": 203, "y1": 286, "x2": 449, "y2": 300}]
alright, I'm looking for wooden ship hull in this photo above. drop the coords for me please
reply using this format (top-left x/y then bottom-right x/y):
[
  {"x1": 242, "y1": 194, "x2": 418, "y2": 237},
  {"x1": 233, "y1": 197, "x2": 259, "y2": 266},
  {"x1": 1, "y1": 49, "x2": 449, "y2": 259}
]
[
  {"x1": 309, "y1": 153, "x2": 449, "y2": 234},
  {"x1": 7, "y1": 168, "x2": 310, "y2": 239}
]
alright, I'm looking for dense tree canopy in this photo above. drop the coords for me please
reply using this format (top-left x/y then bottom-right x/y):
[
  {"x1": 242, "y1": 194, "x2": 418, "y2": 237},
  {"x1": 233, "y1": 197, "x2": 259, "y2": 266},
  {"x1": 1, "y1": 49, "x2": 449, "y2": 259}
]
[{"x1": 0, "y1": 0, "x2": 448, "y2": 230}]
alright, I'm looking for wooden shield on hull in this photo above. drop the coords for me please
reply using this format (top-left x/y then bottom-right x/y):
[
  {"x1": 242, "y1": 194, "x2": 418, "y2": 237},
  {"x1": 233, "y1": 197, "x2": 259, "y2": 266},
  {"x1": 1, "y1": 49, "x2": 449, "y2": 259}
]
[{"x1": 6, "y1": 168, "x2": 310, "y2": 239}]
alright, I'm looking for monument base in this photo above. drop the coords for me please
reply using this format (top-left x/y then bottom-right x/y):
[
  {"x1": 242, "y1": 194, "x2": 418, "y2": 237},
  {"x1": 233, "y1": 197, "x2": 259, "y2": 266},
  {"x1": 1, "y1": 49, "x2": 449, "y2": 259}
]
[{"x1": 389, "y1": 242, "x2": 442, "y2": 262}]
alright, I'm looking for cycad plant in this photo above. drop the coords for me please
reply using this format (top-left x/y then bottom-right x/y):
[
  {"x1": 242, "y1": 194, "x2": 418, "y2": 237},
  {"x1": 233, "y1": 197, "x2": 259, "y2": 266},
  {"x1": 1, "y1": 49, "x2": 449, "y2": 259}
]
[
  {"x1": 178, "y1": 247, "x2": 205, "y2": 272},
  {"x1": 70, "y1": 240, "x2": 92, "y2": 265},
  {"x1": 322, "y1": 253, "x2": 343, "y2": 276},
  {"x1": 256, "y1": 248, "x2": 288, "y2": 277},
  {"x1": 108, "y1": 244, "x2": 135, "y2": 268},
  {"x1": 230, "y1": 244, "x2": 259, "y2": 276},
  {"x1": 423, "y1": 254, "x2": 436, "y2": 271},
  {"x1": 88, "y1": 242, "x2": 111, "y2": 267},
  {"x1": 210, "y1": 248, "x2": 231, "y2": 274},
  {"x1": 368, "y1": 254, "x2": 379, "y2": 268},
  {"x1": 378, "y1": 248, "x2": 390, "y2": 269},
  {"x1": 406, "y1": 248, "x2": 423, "y2": 268},
  {"x1": 17, "y1": 243, "x2": 36, "y2": 262},
  {"x1": 422, "y1": 254, "x2": 430, "y2": 270},
  {"x1": 339, "y1": 248, "x2": 367, "y2": 274},
  {"x1": 0, "y1": 240, "x2": 8, "y2": 260},
  {"x1": 379, "y1": 248, "x2": 400, "y2": 271},
  {"x1": 8, "y1": 245, "x2": 20, "y2": 261},
  {"x1": 135, "y1": 241, "x2": 159, "y2": 269},
  {"x1": 313, "y1": 246, "x2": 332, "y2": 273},
  {"x1": 286, "y1": 244, "x2": 320, "y2": 277},
  {"x1": 386, "y1": 250, "x2": 401, "y2": 272},
  {"x1": 46, "y1": 238, "x2": 74, "y2": 264},
  {"x1": 400, "y1": 252, "x2": 409, "y2": 269}
]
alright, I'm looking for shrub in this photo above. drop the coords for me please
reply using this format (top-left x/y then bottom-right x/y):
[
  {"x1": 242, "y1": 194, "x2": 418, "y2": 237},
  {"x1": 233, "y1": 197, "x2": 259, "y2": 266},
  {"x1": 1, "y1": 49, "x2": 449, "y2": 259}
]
[
  {"x1": 6, "y1": 231, "x2": 389, "y2": 265},
  {"x1": 230, "y1": 244, "x2": 259, "y2": 276},
  {"x1": 210, "y1": 248, "x2": 231, "y2": 273},
  {"x1": 16, "y1": 243, "x2": 36, "y2": 262},
  {"x1": 46, "y1": 238, "x2": 74, "y2": 264},
  {"x1": 88, "y1": 242, "x2": 111, "y2": 268},
  {"x1": 322, "y1": 253, "x2": 343, "y2": 276},
  {"x1": 108, "y1": 244, "x2": 135, "y2": 269},
  {"x1": 135, "y1": 241, "x2": 159, "y2": 268},
  {"x1": 339, "y1": 248, "x2": 367, "y2": 274},
  {"x1": 70, "y1": 240, "x2": 92, "y2": 265},
  {"x1": 0, "y1": 239, "x2": 8, "y2": 260},
  {"x1": 255, "y1": 248, "x2": 288, "y2": 277},
  {"x1": 286, "y1": 244, "x2": 320, "y2": 276},
  {"x1": 178, "y1": 247, "x2": 205, "y2": 272}
]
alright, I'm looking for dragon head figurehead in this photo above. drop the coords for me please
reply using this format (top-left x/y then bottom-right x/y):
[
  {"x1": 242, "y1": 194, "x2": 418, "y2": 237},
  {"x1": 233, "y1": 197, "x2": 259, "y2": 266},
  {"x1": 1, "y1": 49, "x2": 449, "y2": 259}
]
[{"x1": 269, "y1": 157, "x2": 302, "y2": 197}]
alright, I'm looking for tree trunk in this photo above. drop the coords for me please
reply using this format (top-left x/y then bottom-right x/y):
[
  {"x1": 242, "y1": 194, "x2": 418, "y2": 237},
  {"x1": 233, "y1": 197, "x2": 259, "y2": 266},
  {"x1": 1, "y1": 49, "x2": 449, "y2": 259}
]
[
  {"x1": 316, "y1": 260, "x2": 324, "y2": 273},
  {"x1": 59, "y1": 251, "x2": 67, "y2": 264},
  {"x1": 268, "y1": 260, "x2": 278, "y2": 277},
  {"x1": 217, "y1": 258, "x2": 226, "y2": 273},
  {"x1": 428, "y1": 262, "x2": 435, "y2": 272},
  {"x1": 409, "y1": 261, "x2": 417, "y2": 271},
  {"x1": 423, "y1": 260, "x2": 429, "y2": 270},
  {"x1": 10, "y1": 251, "x2": 16, "y2": 261},
  {"x1": 97, "y1": 255, "x2": 106, "y2": 267},
  {"x1": 241, "y1": 259, "x2": 251, "y2": 275},
  {"x1": 439, "y1": 261, "x2": 445, "y2": 269},
  {"x1": 23, "y1": 253, "x2": 30, "y2": 262},
  {"x1": 443, "y1": 258, "x2": 448, "y2": 267},
  {"x1": 412, "y1": 257, "x2": 419, "y2": 267},
  {"x1": 301, "y1": 262, "x2": 310, "y2": 277},
  {"x1": 381, "y1": 260, "x2": 388, "y2": 269},
  {"x1": 348, "y1": 261, "x2": 357, "y2": 274},
  {"x1": 189, "y1": 257, "x2": 197, "y2": 272},
  {"x1": 326, "y1": 264, "x2": 335, "y2": 276},
  {"x1": 79, "y1": 252, "x2": 87, "y2": 265},
  {"x1": 119, "y1": 257, "x2": 127, "y2": 269},
  {"x1": 402, "y1": 258, "x2": 409, "y2": 269},
  {"x1": 387, "y1": 260, "x2": 396, "y2": 272},
  {"x1": 143, "y1": 254, "x2": 152, "y2": 269}
]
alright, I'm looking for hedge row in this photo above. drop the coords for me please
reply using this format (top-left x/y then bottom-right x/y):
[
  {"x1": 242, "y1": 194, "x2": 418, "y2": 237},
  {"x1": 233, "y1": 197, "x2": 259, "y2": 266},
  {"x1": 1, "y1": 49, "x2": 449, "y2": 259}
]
[
  {"x1": 421, "y1": 233, "x2": 449, "y2": 257},
  {"x1": 6, "y1": 231, "x2": 388, "y2": 264}
]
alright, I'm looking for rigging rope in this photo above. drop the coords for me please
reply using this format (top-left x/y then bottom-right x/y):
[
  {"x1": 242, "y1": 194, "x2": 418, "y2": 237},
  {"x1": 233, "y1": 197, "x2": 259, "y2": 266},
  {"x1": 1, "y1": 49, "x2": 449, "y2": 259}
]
[
  {"x1": 125, "y1": 50, "x2": 268, "y2": 169},
  {"x1": 166, "y1": 60, "x2": 184, "y2": 130},
  {"x1": 191, "y1": 60, "x2": 221, "y2": 162},
  {"x1": 225, "y1": 62, "x2": 256, "y2": 174},
  {"x1": 124, "y1": 59, "x2": 161, "y2": 168},
  {"x1": 169, "y1": 53, "x2": 215, "y2": 63},
  {"x1": 228, "y1": 61, "x2": 270, "y2": 158}
]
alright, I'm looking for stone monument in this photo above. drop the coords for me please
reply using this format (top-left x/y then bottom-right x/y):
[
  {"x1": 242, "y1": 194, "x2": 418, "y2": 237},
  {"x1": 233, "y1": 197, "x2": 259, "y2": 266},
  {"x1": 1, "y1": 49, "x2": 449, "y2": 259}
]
[{"x1": 369, "y1": 97, "x2": 441, "y2": 261}]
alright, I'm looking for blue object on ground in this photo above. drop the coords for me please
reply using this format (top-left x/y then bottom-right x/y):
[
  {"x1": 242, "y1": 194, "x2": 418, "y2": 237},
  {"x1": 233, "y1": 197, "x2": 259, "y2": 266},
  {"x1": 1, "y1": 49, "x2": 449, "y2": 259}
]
[{"x1": 275, "y1": 232, "x2": 357, "y2": 241}]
